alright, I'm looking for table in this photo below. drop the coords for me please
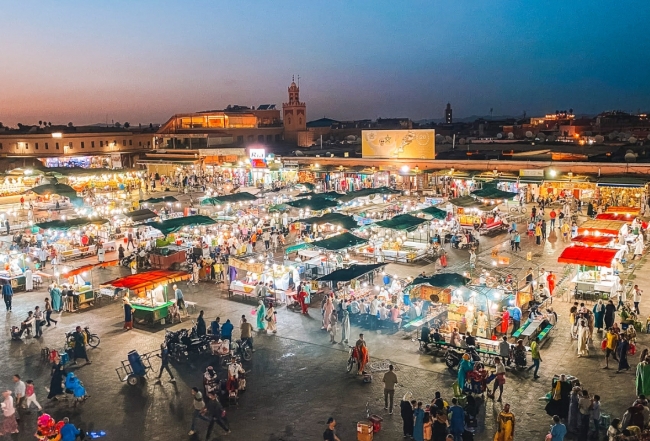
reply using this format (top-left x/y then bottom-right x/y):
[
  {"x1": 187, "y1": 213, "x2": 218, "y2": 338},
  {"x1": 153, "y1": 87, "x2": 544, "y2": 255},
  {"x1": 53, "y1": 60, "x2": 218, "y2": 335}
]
[{"x1": 571, "y1": 276, "x2": 614, "y2": 293}]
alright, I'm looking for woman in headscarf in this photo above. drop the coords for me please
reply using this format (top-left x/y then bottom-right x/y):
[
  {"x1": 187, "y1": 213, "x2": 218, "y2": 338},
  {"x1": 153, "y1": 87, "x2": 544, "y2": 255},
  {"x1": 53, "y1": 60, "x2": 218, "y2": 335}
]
[
  {"x1": 567, "y1": 386, "x2": 582, "y2": 433},
  {"x1": 329, "y1": 310, "x2": 338, "y2": 344},
  {"x1": 322, "y1": 296, "x2": 334, "y2": 330},
  {"x1": 593, "y1": 300, "x2": 605, "y2": 332},
  {"x1": 50, "y1": 283, "x2": 62, "y2": 312},
  {"x1": 457, "y1": 354, "x2": 474, "y2": 393},
  {"x1": 413, "y1": 401, "x2": 425, "y2": 441},
  {"x1": 123, "y1": 293, "x2": 133, "y2": 331},
  {"x1": 617, "y1": 334, "x2": 631, "y2": 373},
  {"x1": 192, "y1": 262, "x2": 200, "y2": 285},
  {"x1": 341, "y1": 309, "x2": 351, "y2": 345},
  {"x1": 256, "y1": 299, "x2": 266, "y2": 332},
  {"x1": 265, "y1": 302, "x2": 277, "y2": 334},
  {"x1": 47, "y1": 356, "x2": 65, "y2": 400},
  {"x1": 0, "y1": 390, "x2": 18, "y2": 435},
  {"x1": 577, "y1": 318, "x2": 589, "y2": 357},
  {"x1": 493, "y1": 403, "x2": 515, "y2": 441}
]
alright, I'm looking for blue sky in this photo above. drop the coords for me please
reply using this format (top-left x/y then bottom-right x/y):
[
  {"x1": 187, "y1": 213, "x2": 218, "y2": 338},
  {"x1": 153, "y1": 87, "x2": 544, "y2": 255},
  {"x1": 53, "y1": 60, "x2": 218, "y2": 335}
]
[{"x1": 1, "y1": 0, "x2": 648, "y2": 125}]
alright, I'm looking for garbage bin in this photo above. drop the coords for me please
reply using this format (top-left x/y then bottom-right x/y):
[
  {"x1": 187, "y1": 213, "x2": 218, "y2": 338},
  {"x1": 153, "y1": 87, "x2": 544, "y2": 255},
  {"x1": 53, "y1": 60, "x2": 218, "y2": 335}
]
[{"x1": 128, "y1": 350, "x2": 146, "y2": 377}]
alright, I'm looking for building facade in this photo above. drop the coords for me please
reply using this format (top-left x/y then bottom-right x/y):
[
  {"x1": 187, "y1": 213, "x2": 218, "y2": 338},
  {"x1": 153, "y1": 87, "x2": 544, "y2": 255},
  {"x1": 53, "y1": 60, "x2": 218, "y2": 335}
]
[{"x1": 282, "y1": 79, "x2": 307, "y2": 142}]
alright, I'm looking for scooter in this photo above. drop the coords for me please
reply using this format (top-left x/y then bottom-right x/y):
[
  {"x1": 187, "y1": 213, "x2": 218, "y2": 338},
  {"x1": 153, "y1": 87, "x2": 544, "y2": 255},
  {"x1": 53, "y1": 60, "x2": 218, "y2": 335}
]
[{"x1": 445, "y1": 346, "x2": 481, "y2": 370}]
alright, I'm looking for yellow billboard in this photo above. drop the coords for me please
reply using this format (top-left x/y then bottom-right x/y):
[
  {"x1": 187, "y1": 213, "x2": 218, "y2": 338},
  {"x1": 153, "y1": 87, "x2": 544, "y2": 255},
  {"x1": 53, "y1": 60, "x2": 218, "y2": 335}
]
[{"x1": 362, "y1": 129, "x2": 435, "y2": 159}]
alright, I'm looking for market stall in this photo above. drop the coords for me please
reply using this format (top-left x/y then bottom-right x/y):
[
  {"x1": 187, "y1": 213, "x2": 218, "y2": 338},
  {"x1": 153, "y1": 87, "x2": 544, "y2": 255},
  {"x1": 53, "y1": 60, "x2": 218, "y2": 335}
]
[
  {"x1": 448, "y1": 196, "x2": 504, "y2": 232},
  {"x1": 227, "y1": 256, "x2": 293, "y2": 303},
  {"x1": 59, "y1": 260, "x2": 119, "y2": 308},
  {"x1": 558, "y1": 245, "x2": 623, "y2": 297},
  {"x1": 26, "y1": 183, "x2": 83, "y2": 209},
  {"x1": 34, "y1": 217, "x2": 112, "y2": 260},
  {"x1": 101, "y1": 270, "x2": 191, "y2": 326},
  {"x1": 308, "y1": 232, "x2": 369, "y2": 275},
  {"x1": 357, "y1": 214, "x2": 431, "y2": 263}
]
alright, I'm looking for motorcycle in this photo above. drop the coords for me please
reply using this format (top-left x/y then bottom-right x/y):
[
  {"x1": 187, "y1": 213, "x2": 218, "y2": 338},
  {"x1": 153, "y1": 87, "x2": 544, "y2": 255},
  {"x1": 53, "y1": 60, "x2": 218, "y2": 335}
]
[
  {"x1": 445, "y1": 345, "x2": 481, "y2": 370},
  {"x1": 66, "y1": 327, "x2": 100, "y2": 349},
  {"x1": 164, "y1": 322, "x2": 211, "y2": 363}
]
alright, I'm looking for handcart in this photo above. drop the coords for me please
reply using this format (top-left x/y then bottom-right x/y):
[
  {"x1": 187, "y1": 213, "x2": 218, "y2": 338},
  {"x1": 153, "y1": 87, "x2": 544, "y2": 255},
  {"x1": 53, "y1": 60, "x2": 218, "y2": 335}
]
[{"x1": 115, "y1": 350, "x2": 157, "y2": 386}]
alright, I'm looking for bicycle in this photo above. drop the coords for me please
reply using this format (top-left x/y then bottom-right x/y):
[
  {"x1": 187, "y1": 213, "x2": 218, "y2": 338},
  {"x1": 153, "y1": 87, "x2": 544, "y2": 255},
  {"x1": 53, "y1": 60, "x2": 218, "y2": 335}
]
[
  {"x1": 346, "y1": 346, "x2": 359, "y2": 373},
  {"x1": 509, "y1": 206, "x2": 527, "y2": 214}
]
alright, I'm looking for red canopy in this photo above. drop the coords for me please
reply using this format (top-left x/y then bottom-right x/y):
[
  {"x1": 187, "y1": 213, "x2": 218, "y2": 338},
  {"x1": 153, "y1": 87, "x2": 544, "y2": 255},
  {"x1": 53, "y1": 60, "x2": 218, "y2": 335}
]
[
  {"x1": 570, "y1": 235, "x2": 615, "y2": 247},
  {"x1": 61, "y1": 260, "x2": 119, "y2": 278},
  {"x1": 103, "y1": 270, "x2": 191, "y2": 294},
  {"x1": 557, "y1": 246, "x2": 618, "y2": 268},
  {"x1": 595, "y1": 213, "x2": 634, "y2": 222},
  {"x1": 606, "y1": 206, "x2": 640, "y2": 215}
]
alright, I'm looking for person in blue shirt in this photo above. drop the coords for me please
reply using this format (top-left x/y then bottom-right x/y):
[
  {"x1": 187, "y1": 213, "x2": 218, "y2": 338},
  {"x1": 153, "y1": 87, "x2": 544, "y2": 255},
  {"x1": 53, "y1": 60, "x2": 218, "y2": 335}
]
[
  {"x1": 210, "y1": 317, "x2": 221, "y2": 339},
  {"x1": 60, "y1": 417, "x2": 81, "y2": 441},
  {"x1": 509, "y1": 306, "x2": 522, "y2": 336},
  {"x1": 220, "y1": 319, "x2": 234, "y2": 342},
  {"x1": 550, "y1": 415, "x2": 567, "y2": 441},
  {"x1": 448, "y1": 398, "x2": 465, "y2": 441}
]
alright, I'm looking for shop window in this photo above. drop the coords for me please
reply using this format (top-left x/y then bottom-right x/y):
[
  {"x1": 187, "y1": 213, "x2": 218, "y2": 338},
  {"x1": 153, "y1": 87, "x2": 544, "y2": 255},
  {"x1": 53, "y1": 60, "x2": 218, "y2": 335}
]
[
  {"x1": 35, "y1": 143, "x2": 39, "y2": 150},
  {"x1": 138, "y1": 141, "x2": 142, "y2": 146},
  {"x1": 81, "y1": 142, "x2": 85, "y2": 149},
  {"x1": 45, "y1": 142, "x2": 48, "y2": 150},
  {"x1": 55, "y1": 143, "x2": 59, "y2": 150},
  {"x1": 100, "y1": 140, "x2": 104, "y2": 147},
  {"x1": 129, "y1": 140, "x2": 132, "y2": 146},
  {"x1": 91, "y1": 141, "x2": 95, "y2": 148}
]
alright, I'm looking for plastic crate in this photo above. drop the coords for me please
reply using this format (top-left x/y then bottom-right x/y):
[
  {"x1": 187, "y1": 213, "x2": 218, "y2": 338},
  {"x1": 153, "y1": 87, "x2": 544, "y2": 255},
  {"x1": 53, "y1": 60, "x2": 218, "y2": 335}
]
[{"x1": 357, "y1": 421, "x2": 373, "y2": 441}]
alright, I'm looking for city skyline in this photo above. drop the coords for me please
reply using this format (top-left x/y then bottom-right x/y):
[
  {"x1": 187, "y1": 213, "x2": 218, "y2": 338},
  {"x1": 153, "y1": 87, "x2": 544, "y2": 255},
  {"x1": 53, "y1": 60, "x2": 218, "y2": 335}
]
[{"x1": 1, "y1": 1, "x2": 649, "y2": 126}]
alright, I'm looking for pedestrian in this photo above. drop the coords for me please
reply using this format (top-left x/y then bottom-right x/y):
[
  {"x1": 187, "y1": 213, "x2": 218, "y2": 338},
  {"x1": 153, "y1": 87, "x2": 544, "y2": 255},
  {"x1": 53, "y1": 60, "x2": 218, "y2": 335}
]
[
  {"x1": 221, "y1": 319, "x2": 233, "y2": 342},
  {"x1": 341, "y1": 309, "x2": 351, "y2": 344},
  {"x1": 494, "y1": 403, "x2": 515, "y2": 441},
  {"x1": 0, "y1": 391, "x2": 18, "y2": 436},
  {"x1": 541, "y1": 219, "x2": 547, "y2": 241},
  {"x1": 60, "y1": 417, "x2": 82, "y2": 441},
  {"x1": 616, "y1": 334, "x2": 631, "y2": 373},
  {"x1": 240, "y1": 317, "x2": 254, "y2": 351},
  {"x1": 44, "y1": 297, "x2": 57, "y2": 326},
  {"x1": 2, "y1": 282, "x2": 14, "y2": 311},
  {"x1": 413, "y1": 401, "x2": 425, "y2": 441},
  {"x1": 205, "y1": 392, "x2": 231, "y2": 438},
  {"x1": 513, "y1": 231, "x2": 521, "y2": 251},
  {"x1": 323, "y1": 416, "x2": 340, "y2": 441},
  {"x1": 432, "y1": 412, "x2": 448, "y2": 441},
  {"x1": 97, "y1": 243, "x2": 105, "y2": 264},
  {"x1": 423, "y1": 413, "x2": 432, "y2": 441},
  {"x1": 549, "y1": 415, "x2": 567, "y2": 441},
  {"x1": 633, "y1": 285, "x2": 642, "y2": 315},
  {"x1": 578, "y1": 390, "x2": 591, "y2": 439},
  {"x1": 447, "y1": 398, "x2": 464, "y2": 441},
  {"x1": 604, "y1": 300, "x2": 616, "y2": 329},
  {"x1": 265, "y1": 303, "x2": 277, "y2": 334},
  {"x1": 528, "y1": 339, "x2": 542, "y2": 379},
  {"x1": 400, "y1": 394, "x2": 415, "y2": 438},
  {"x1": 328, "y1": 309, "x2": 338, "y2": 344},
  {"x1": 550, "y1": 209, "x2": 557, "y2": 229},
  {"x1": 591, "y1": 394, "x2": 601, "y2": 439},
  {"x1": 547, "y1": 270, "x2": 556, "y2": 296},
  {"x1": 24, "y1": 380, "x2": 42, "y2": 412},
  {"x1": 34, "y1": 305, "x2": 44, "y2": 338},
  {"x1": 382, "y1": 364, "x2": 398, "y2": 414},
  {"x1": 196, "y1": 310, "x2": 207, "y2": 336},
  {"x1": 71, "y1": 326, "x2": 90, "y2": 365},
  {"x1": 510, "y1": 305, "x2": 522, "y2": 336},
  {"x1": 490, "y1": 357, "x2": 506, "y2": 402},
  {"x1": 256, "y1": 299, "x2": 267, "y2": 332},
  {"x1": 603, "y1": 327, "x2": 619, "y2": 369},
  {"x1": 173, "y1": 284, "x2": 187, "y2": 317},
  {"x1": 187, "y1": 387, "x2": 209, "y2": 436},
  {"x1": 123, "y1": 294, "x2": 133, "y2": 330},
  {"x1": 12, "y1": 375, "x2": 25, "y2": 418},
  {"x1": 47, "y1": 356, "x2": 65, "y2": 400},
  {"x1": 155, "y1": 343, "x2": 176, "y2": 383},
  {"x1": 118, "y1": 244, "x2": 125, "y2": 260}
]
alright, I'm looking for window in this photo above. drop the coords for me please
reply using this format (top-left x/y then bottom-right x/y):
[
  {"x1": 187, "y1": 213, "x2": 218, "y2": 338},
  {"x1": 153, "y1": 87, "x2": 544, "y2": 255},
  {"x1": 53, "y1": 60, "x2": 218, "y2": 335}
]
[
  {"x1": 266, "y1": 135, "x2": 272, "y2": 143},
  {"x1": 91, "y1": 141, "x2": 95, "y2": 148},
  {"x1": 25, "y1": 143, "x2": 29, "y2": 150},
  {"x1": 147, "y1": 141, "x2": 151, "y2": 146},
  {"x1": 138, "y1": 141, "x2": 142, "y2": 146},
  {"x1": 100, "y1": 140, "x2": 104, "y2": 147},
  {"x1": 69, "y1": 142, "x2": 73, "y2": 149},
  {"x1": 247, "y1": 135, "x2": 254, "y2": 142},
  {"x1": 0, "y1": 142, "x2": 3, "y2": 149},
  {"x1": 56, "y1": 143, "x2": 59, "y2": 150},
  {"x1": 45, "y1": 142, "x2": 49, "y2": 150},
  {"x1": 35, "y1": 143, "x2": 39, "y2": 150},
  {"x1": 122, "y1": 140, "x2": 126, "y2": 146},
  {"x1": 81, "y1": 142, "x2": 85, "y2": 149},
  {"x1": 237, "y1": 136, "x2": 244, "y2": 144},
  {"x1": 129, "y1": 140, "x2": 132, "y2": 146}
]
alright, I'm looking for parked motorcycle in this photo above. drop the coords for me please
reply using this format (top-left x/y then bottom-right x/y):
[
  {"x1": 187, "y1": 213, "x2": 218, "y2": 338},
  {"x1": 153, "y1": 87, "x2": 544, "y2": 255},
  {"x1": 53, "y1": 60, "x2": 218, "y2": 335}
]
[
  {"x1": 65, "y1": 327, "x2": 100, "y2": 349},
  {"x1": 164, "y1": 322, "x2": 211, "y2": 363},
  {"x1": 445, "y1": 345, "x2": 481, "y2": 370}
]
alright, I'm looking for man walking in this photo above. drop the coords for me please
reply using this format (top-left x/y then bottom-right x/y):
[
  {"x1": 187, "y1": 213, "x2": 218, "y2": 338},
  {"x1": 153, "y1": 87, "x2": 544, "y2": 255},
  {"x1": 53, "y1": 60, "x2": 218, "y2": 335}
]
[
  {"x1": 240, "y1": 317, "x2": 254, "y2": 351},
  {"x1": 510, "y1": 306, "x2": 522, "y2": 336},
  {"x1": 188, "y1": 387, "x2": 209, "y2": 436},
  {"x1": 155, "y1": 343, "x2": 176, "y2": 383},
  {"x1": 578, "y1": 390, "x2": 592, "y2": 439},
  {"x1": 550, "y1": 209, "x2": 557, "y2": 229},
  {"x1": 12, "y1": 375, "x2": 25, "y2": 421},
  {"x1": 3, "y1": 282, "x2": 13, "y2": 311},
  {"x1": 528, "y1": 339, "x2": 541, "y2": 379},
  {"x1": 174, "y1": 284, "x2": 187, "y2": 317},
  {"x1": 633, "y1": 285, "x2": 642, "y2": 315},
  {"x1": 323, "y1": 417, "x2": 340, "y2": 441},
  {"x1": 205, "y1": 392, "x2": 231, "y2": 438},
  {"x1": 71, "y1": 327, "x2": 91, "y2": 365},
  {"x1": 382, "y1": 364, "x2": 398, "y2": 414}
]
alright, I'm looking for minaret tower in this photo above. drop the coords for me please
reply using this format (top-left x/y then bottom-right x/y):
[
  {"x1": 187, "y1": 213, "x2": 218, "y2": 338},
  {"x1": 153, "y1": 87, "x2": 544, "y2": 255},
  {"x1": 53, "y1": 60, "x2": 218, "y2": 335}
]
[{"x1": 283, "y1": 75, "x2": 306, "y2": 141}]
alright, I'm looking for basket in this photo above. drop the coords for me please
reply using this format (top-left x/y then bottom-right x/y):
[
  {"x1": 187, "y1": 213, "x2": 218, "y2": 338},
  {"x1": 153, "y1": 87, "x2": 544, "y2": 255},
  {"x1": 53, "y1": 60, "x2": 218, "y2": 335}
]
[{"x1": 356, "y1": 422, "x2": 373, "y2": 441}]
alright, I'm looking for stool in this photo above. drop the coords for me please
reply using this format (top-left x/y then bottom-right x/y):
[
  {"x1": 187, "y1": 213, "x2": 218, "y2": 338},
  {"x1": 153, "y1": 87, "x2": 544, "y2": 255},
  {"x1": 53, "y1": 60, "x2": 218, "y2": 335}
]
[{"x1": 184, "y1": 301, "x2": 197, "y2": 314}]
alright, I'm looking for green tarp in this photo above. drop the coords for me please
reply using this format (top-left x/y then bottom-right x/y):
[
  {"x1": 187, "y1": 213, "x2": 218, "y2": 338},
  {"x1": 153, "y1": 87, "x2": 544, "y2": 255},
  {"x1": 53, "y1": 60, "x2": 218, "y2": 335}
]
[
  {"x1": 471, "y1": 187, "x2": 518, "y2": 200},
  {"x1": 449, "y1": 196, "x2": 494, "y2": 211},
  {"x1": 408, "y1": 273, "x2": 470, "y2": 288},
  {"x1": 337, "y1": 186, "x2": 401, "y2": 202},
  {"x1": 317, "y1": 263, "x2": 386, "y2": 282},
  {"x1": 200, "y1": 192, "x2": 259, "y2": 206},
  {"x1": 297, "y1": 213, "x2": 359, "y2": 231},
  {"x1": 597, "y1": 176, "x2": 649, "y2": 188},
  {"x1": 145, "y1": 215, "x2": 216, "y2": 236},
  {"x1": 374, "y1": 214, "x2": 427, "y2": 231},
  {"x1": 418, "y1": 206, "x2": 447, "y2": 220},
  {"x1": 140, "y1": 196, "x2": 178, "y2": 204},
  {"x1": 123, "y1": 209, "x2": 158, "y2": 223},
  {"x1": 310, "y1": 232, "x2": 368, "y2": 251},
  {"x1": 285, "y1": 242, "x2": 312, "y2": 254},
  {"x1": 27, "y1": 183, "x2": 77, "y2": 196},
  {"x1": 286, "y1": 198, "x2": 339, "y2": 210},
  {"x1": 297, "y1": 191, "x2": 343, "y2": 200},
  {"x1": 35, "y1": 217, "x2": 110, "y2": 231}
]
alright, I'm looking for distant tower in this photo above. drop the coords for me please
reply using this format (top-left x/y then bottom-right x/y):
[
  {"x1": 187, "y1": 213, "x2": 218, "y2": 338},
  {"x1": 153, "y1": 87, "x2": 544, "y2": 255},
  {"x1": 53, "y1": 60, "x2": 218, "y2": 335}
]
[
  {"x1": 283, "y1": 76, "x2": 306, "y2": 142},
  {"x1": 445, "y1": 103, "x2": 453, "y2": 124}
]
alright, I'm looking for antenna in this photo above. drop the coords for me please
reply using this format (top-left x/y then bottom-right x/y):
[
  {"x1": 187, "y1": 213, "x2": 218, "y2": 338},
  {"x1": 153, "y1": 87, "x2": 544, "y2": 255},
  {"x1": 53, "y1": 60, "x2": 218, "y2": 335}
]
[{"x1": 297, "y1": 75, "x2": 300, "y2": 88}]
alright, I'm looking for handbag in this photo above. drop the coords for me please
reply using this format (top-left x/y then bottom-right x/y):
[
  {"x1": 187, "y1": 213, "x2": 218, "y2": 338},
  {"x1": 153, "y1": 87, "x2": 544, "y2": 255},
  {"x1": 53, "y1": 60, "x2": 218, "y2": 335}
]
[{"x1": 39, "y1": 320, "x2": 47, "y2": 326}]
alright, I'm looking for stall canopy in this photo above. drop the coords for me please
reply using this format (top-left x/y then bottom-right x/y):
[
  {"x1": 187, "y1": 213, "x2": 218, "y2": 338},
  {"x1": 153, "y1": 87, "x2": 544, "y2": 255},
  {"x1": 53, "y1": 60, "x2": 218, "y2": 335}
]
[
  {"x1": 557, "y1": 246, "x2": 619, "y2": 268},
  {"x1": 595, "y1": 213, "x2": 634, "y2": 222},
  {"x1": 606, "y1": 206, "x2": 641, "y2": 215},
  {"x1": 337, "y1": 186, "x2": 401, "y2": 202},
  {"x1": 139, "y1": 196, "x2": 178, "y2": 204},
  {"x1": 103, "y1": 270, "x2": 192, "y2": 294},
  {"x1": 310, "y1": 232, "x2": 368, "y2": 251},
  {"x1": 577, "y1": 219, "x2": 627, "y2": 236},
  {"x1": 407, "y1": 273, "x2": 470, "y2": 288},
  {"x1": 374, "y1": 213, "x2": 428, "y2": 231},
  {"x1": 597, "y1": 176, "x2": 648, "y2": 188},
  {"x1": 26, "y1": 183, "x2": 77, "y2": 196},
  {"x1": 417, "y1": 206, "x2": 447, "y2": 220},
  {"x1": 145, "y1": 215, "x2": 217, "y2": 236},
  {"x1": 471, "y1": 186, "x2": 518, "y2": 200},
  {"x1": 298, "y1": 213, "x2": 359, "y2": 231},
  {"x1": 61, "y1": 260, "x2": 119, "y2": 278},
  {"x1": 35, "y1": 217, "x2": 110, "y2": 231},
  {"x1": 123, "y1": 209, "x2": 158, "y2": 223},
  {"x1": 449, "y1": 196, "x2": 490, "y2": 209},
  {"x1": 297, "y1": 191, "x2": 343, "y2": 200},
  {"x1": 286, "y1": 197, "x2": 339, "y2": 210},
  {"x1": 200, "y1": 192, "x2": 259, "y2": 206},
  {"x1": 316, "y1": 263, "x2": 386, "y2": 282},
  {"x1": 571, "y1": 235, "x2": 615, "y2": 247}
]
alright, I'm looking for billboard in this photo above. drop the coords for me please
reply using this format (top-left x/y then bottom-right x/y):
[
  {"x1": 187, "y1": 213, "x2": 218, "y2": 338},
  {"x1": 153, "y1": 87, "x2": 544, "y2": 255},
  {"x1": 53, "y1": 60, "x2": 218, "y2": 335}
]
[{"x1": 362, "y1": 129, "x2": 435, "y2": 159}]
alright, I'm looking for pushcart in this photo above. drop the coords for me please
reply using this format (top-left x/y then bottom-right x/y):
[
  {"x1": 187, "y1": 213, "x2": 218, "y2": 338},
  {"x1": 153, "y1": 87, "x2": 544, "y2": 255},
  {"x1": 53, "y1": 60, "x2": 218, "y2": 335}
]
[{"x1": 115, "y1": 350, "x2": 157, "y2": 386}]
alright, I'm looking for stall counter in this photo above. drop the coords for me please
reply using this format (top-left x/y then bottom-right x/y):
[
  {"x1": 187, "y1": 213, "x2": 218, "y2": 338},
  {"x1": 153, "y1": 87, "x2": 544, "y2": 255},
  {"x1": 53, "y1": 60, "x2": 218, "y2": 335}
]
[{"x1": 132, "y1": 301, "x2": 175, "y2": 325}]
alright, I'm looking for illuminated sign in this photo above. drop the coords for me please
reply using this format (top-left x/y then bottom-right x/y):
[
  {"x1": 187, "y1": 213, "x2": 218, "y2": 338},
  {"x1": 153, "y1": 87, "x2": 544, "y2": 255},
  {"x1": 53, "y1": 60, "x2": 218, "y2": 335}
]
[
  {"x1": 362, "y1": 129, "x2": 435, "y2": 159},
  {"x1": 249, "y1": 148, "x2": 266, "y2": 159}
]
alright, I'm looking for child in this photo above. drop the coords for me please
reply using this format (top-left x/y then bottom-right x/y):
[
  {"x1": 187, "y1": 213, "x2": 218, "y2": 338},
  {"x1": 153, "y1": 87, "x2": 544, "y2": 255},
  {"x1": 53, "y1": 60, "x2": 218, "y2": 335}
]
[{"x1": 24, "y1": 380, "x2": 42, "y2": 411}]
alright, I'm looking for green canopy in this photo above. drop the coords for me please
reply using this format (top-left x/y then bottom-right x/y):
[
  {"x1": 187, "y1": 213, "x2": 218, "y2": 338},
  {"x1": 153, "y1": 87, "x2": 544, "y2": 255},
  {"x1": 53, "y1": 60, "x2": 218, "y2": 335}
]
[
  {"x1": 27, "y1": 183, "x2": 77, "y2": 196},
  {"x1": 298, "y1": 213, "x2": 359, "y2": 231},
  {"x1": 286, "y1": 197, "x2": 339, "y2": 211},
  {"x1": 268, "y1": 204, "x2": 290, "y2": 213},
  {"x1": 449, "y1": 196, "x2": 487, "y2": 208},
  {"x1": 374, "y1": 214, "x2": 427, "y2": 231},
  {"x1": 317, "y1": 263, "x2": 386, "y2": 282},
  {"x1": 297, "y1": 191, "x2": 343, "y2": 200},
  {"x1": 123, "y1": 209, "x2": 158, "y2": 223},
  {"x1": 285, "y1": 242, "x2": 312, "y2": 254},
  {"x1": 337, "y1": 186, "x2": 401, "y2": 202},
  {"x1": 145, "y1": 215, "x2": 216, "y2": 236},
  {"x1": 408, "y1": 273, "x2": 470, "y2": 288},
  {"x1": 471, "y1": 186, "x2": 518, "y2": 200},
  {"x1": 200, "y1": 192, "x2": 258, "y2": 206},
  {"x1": 35, "y1": 217, "x2": 110, "y2": 231},
  {"x1": 139, "y1": 196, "x2": 179, "y2": 204},
  {"x1": 418, "y1": 206, "x2": 447, "y2": 220},
  {"x1": 310, "y1": 232, "x2": 368, "y2": 251}
]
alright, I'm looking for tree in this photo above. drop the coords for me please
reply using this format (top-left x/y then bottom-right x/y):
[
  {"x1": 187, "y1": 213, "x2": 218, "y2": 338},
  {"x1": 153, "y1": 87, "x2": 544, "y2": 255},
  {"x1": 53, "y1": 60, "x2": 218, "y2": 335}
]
[
  {"x1": 444, "y1": 136, "x2": 453, "y2": 144},
  {"x1": 48, "y1": 122, "x2": 52, "y2": 127},
  {"x1": 625, "y1": 150, "x2": 637, "y2": 163},
  {"x1": 546, "y1": 135, "x2": 556, "y2": 142},
  {"x1": 38, "y1": 120, "x2": 42, "y2": 126},
  {"x1": 497, "y1": 133, "x2": 503, "y2": 139},
  {"x1": 114, "y1": 122, "x2": 121, "y2": 128},
  {"x1": 569, "y1": 108, "x2": 573, "y2": 114},
  {"x1": 537, "y1": 133, "x2": 546, "y2": 141},
  {"x1": 435, "y1": 134, "x2": 445, "y2": 144},
  {"x1": 608, "y1": 132, "x2": 618, "y2": 141}
]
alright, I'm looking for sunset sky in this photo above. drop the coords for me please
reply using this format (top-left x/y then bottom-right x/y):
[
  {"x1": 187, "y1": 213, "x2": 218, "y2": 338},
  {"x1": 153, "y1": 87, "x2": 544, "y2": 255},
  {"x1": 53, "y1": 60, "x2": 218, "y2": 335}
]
[{"x1": 1, "y1": 0, "x2": 649, "y2": 126}]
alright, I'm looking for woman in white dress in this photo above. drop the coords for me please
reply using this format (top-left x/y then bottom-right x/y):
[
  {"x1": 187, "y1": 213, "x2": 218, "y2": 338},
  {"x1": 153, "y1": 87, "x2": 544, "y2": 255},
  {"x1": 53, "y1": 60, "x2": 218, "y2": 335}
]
[
  {"x1": 577, "y1": 318, "x2": 589, "y2": 357},
  {"x1": 476, "y1": 311, "x2": 488, "y2": 338}
]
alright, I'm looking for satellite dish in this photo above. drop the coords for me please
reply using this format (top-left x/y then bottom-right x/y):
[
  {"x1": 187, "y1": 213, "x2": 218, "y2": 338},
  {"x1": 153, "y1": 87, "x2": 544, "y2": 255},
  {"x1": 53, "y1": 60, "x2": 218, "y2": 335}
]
[
  {"x1": 294, "y1": 150, "x2": 304, "y2": 156},
  {"x1": 430, "y1": 294, "x2": 440, "y2": 303}
]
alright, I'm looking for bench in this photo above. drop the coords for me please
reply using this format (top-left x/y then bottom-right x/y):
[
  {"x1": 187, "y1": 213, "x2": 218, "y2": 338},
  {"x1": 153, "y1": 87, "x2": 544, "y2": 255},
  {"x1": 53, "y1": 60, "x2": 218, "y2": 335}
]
[{"x1": 535, "y1": 323, "x2": 554, "y2": 348}]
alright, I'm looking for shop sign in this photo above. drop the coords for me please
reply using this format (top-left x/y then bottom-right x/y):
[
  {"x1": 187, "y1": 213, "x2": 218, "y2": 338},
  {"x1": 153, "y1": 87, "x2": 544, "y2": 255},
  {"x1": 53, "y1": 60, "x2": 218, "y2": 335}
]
[
  {"x1": 519, "y1": 169, "x2": 544, "y2": 177},
  {"x1": 249, "y1": 149, "x2": 266, "y2": 160},
  {"x1": 250, "y1": 159, "x2": 267, "y2": 168}
]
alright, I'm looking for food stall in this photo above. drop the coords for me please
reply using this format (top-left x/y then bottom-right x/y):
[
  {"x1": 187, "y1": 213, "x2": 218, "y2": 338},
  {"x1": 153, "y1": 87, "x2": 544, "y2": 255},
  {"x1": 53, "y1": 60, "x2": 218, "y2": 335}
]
[
  {"x1": 308, "y1": 232, "x2": 369, "y2": 276},
  {"x1": 59, "y1": 260, "x2": 119, "y2": 308},
  {"x1": 26, "y1": 183, "x2": 82, "y2": 209},
  {"x1": 358, "y1": 214, "x2": 431, "y2": 263},
  {"x1": 448, "y1": 196, "x2": 503, "y2": 231},
  {"x1": 227, "y1": 256, "x2": 293, "y2": 303},
  {"x1": 0, "y1": 253, "x2": 28, "y2": 292},
  {"x1": 149, "y1": 245, "x2": 190, "y2": 270},
  {"x1": 558, "y1": 245, "x2": 623, "y2": 296},
  {"x1": 101, "y1": 270, "x2": 191, "y2": 326}
]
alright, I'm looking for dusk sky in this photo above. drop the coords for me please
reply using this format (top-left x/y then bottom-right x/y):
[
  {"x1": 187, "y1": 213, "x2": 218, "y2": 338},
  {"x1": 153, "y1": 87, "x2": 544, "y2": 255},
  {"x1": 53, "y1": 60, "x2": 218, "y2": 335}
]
[{"x1": 2, "y1": 1, "x2": 649, "y2": 126}]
